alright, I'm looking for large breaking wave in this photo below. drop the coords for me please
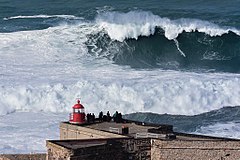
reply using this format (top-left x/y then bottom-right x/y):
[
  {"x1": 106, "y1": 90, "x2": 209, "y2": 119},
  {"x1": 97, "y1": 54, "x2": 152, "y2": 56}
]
[
  {"x1": 0, "y1": 11, "x2": 240, "y2": 117},
  {"x1": 96, "y1": 11, "x2": 240, "y2": 41},
  {"x1": 87, "y1": 11, "x2": 240, "y2": 72}
]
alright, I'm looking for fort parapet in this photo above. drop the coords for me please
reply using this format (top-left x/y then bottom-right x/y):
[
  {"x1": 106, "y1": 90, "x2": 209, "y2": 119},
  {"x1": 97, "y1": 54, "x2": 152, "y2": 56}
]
[{"x1": 46, "y1": 120, "x2": 240, "y2": 160}]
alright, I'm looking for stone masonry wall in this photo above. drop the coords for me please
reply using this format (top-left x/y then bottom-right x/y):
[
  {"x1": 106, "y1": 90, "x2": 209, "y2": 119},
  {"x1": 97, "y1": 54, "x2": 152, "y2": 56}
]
[
  {"x1": 151, "y1": 139, "x2": 240, "y2": 160},
  {"x1": 121, "y1": 138, "x2": 151, "y2": 160},
  {"x1": 69, "y1": 138, "x2": 151, "y2": 160},
  {"x1": 60, "y1": 123, "x2": 126, "y2": 140},
  {"x1": 0, "y1": 154, "x2": 46, "y2": 160},
  {"x1": 46, "y1": 141, "x2": 73, "y2": 160},
  {"x1": 70, "y1": 141, "x2": 127, "y2": 160},
  {"x1": 46, "y1": 138, "x2": 151, "y2": 160}
]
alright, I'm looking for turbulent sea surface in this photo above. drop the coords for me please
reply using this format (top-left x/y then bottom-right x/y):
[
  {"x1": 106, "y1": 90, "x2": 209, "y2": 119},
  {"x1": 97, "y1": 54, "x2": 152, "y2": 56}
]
[{"x1": 0, "y1": 0, "x2": 240, "y2": 153}]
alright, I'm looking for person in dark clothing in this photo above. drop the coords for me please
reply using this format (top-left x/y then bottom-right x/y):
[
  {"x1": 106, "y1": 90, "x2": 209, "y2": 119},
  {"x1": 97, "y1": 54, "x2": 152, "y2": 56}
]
[
  {"x1": 107, "y1": 111, "x2": 111, "y2": 122},
  {"x1": 118, "y1": 112, "x2": 122, "y2": 123},
  {"x1": 116, "y1": 112, "x2": 120, "y2": 123},
  {"x1": 115, "y1": 112, "x2": 123, "y2": 123},
  {"x1": 90, "y1": 113, "x2": 93, "y2": 122},
  {"x1": 103, "y1": 115, "x2": 107, "y2": 121},
  {"x1": 113, "y1": 111, "x2": 118, "y2": 122},
  {"x1": 107, "y1": 111, "x2": 110, "y2": 117},
  {"x1": 87, "y1": 113, "x2": 90, "y2": 123},
  {"x1": 92, "y1": 113, "x2": 95, "y2": 122},
  {"x1": 99, "y1": 111, "x2": 103, "y2": 122}
]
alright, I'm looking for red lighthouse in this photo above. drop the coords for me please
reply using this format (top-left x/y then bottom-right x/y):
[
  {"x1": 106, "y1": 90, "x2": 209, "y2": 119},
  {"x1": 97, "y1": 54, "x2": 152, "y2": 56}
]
[{"x1": 69, "y1": 100, "x2": 86, "y2": 124}]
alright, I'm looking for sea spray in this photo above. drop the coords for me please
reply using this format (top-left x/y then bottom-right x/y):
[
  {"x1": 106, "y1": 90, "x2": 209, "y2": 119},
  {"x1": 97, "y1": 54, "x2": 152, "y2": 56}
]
[
  {"x1": 0, "y1": 74, "x2": 239, "y2": 116},
  {"x1": 96, "y1": 11, "x2": 240, "y2": 41}
]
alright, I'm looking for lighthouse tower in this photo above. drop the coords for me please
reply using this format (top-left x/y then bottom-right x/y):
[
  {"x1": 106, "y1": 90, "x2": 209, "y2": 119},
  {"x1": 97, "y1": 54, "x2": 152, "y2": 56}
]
[{"x1": 69, "y1": 100, "x2": 86, "y2": 124}]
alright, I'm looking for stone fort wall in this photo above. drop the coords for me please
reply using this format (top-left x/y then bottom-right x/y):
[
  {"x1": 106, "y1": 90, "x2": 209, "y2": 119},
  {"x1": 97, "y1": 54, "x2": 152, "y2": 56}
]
[
  {"x1": 60, "y1": 122, "x2": 126, "y2": 140},
  {"x1": 47, "y1": 138, "x2": 151, "y2": 160},
  {"x1": 47, "y1": 138, "x2": 240, "y2": 160},
  {"x1": 151, "y1": 139, "x2": 240, "y2": 160},
  {"x1": 47, "y1": 123, "x2": 240, "y2": 160}
]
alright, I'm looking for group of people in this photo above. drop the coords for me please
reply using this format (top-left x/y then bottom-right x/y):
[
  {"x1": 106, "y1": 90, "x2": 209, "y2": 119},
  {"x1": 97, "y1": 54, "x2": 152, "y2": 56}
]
[
  {"x1": 86, "y1": 113, "x2": 95, "y2": 123},
  {"x1": 98, "y1": 111, "x2": 111, "y2": 122},
  {"x1": 86, "y1": 111, "x2": 123, "y2": 123},
  {"x1": 112, "y1": 111, "x2": 123, "y2": 123}
]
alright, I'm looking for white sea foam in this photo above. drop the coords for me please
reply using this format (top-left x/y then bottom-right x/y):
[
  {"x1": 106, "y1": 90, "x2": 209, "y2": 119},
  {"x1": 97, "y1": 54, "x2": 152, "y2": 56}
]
[
  {"x1": 96, "y1": 11, "x2": 240, "y2": 41},
  {"x1": 0, "y1": 73, "x2": 240, "y2": 116},
  {"x1": 193, "y1": 122, "x2": 240, "y2": 139},
  {"x1": 173, "y1": 39, "x2": 186, "y2": 57},
  {"x1": 3, "y1": 14, "x2": 82, "y2": 20},
  {"x1": 0, "y1": 112, "x2": 67, "y2": 154}
]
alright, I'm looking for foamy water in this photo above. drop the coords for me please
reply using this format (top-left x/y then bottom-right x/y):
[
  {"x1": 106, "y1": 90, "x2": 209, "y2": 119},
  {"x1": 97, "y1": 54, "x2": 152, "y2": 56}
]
[
  {"x1": 96, "y1": 11, "x2": 240, "y2": 41},
  {"x1": 1, "y1": 17, "x2": 239, "y2": 116},
  {"x1": 0, "y1": 112, "x2": 66, "y2": 153},
  {"x1": 193, "y1": 122, "x2": 240, "y2": 139}
]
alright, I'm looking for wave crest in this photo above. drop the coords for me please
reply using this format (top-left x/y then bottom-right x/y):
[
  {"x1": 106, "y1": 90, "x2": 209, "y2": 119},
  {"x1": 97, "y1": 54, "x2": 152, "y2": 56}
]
[
  {"x1": 96, "y1": 11, "x2": 240, "y2": 41},
  {"x1": 3, "y1": 14, "x2": 83, "y2": 20}
]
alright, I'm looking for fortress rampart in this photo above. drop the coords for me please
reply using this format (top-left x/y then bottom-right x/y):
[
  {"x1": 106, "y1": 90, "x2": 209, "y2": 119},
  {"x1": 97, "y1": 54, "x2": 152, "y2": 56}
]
[
  {"x1": 46, "y1": 121, "x2": 240, "y2": 160},
  {"x1": 151, "y1": 139, "x2": 240, "y2": 160}
]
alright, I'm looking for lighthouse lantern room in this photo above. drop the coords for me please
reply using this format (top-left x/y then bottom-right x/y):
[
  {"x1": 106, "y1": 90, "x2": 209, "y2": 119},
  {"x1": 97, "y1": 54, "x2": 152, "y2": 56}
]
[{"x1": 69, "y1": 100, "x2": 86, "y2": 124}]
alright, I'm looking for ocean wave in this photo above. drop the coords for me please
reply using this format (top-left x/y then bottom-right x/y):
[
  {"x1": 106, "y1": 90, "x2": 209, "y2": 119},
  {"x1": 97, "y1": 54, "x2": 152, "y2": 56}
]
[
  {"x1": 1, "y1": 16, "x2": 239, "y2": 73},
  {"x1": 3, "y1": 14, "x2": 83, "y2": 20},
  {"x1": 0, "y1": 73, "x2": 239, "y2": 116},
  {"x1": 86, "y1": 25, "x2": 240, "y2": 72},
  {"x1": 125, "y1": 106, "x2": 240, "y2": 135},
  {"x1": 193, "y1": 121, "x2": 240, "y2": 139},
  {"x1": 0, "y1": 20, "x2": 239, "y2": 117},
  {"x1": 96, "y1": 11, "x2": 240, "y2": 41}
]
